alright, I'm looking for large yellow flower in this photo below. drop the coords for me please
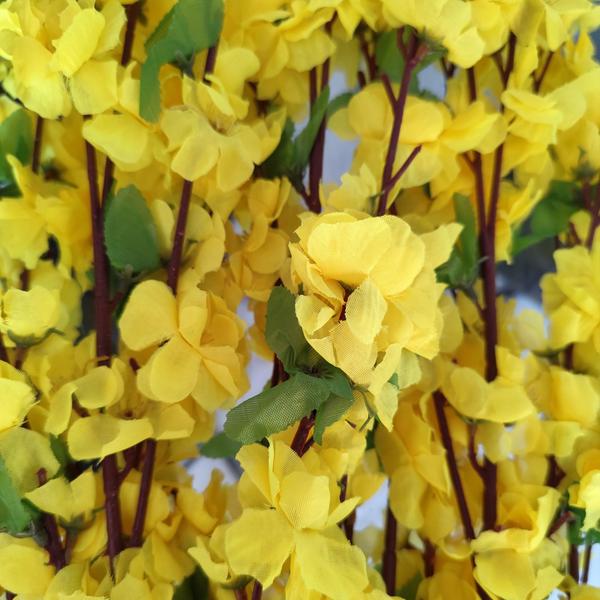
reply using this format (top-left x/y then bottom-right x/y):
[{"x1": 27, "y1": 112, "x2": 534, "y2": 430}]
[
  {"x1": 119, "y1": 273, "x2": 248, "y2": 410},
  {"x1": 289, "y1": 210, "x2": 459, "y2": 426}
]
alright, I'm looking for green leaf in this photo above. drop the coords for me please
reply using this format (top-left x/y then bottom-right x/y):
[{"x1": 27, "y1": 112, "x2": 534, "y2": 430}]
[
  {"x1": 224, "y1": 372, "x2": 331, "y2": 444},
  {"x1": 512, "y1": 181, "x2": 580, "y2": 256},
  {"x1": 259, "y1": 86, "x2": 330, "y2": 189},
  {"x1": 436, "y1": 194, "x2": 479, "y2": 288},
  {"x1": 173, "y1": 567, "x2": 209, "y2": 600},
  {"x1": 314, "y1": 394, "x2": 354, "y2": 444},
  {"x1": 374, "y1": 31, "x2": 419, "y2": 94},
  {"x1": 104, "y1": 185, "x2": 160, "y2": 273},
  {"x1": 397, "y1": 573, "x2": 423, "y2": 600},
  {"x1": 327, "y1": 92, "x2": 353, "y2": 118},
  {"x1": 259, "y1": 119, "x2": 296, "y2": 181},
  {"x1": 0, "y1": 109, "x2": 33, "y2": 196},
  {"x1": 294, "y1": 85, "x2": 330, "y2": 169},
  {"x1": 265, "y1": 286, "x2": 309, "y2": 372},
  {"x1": 0, "y1": 455, "x2": 37, "y2": 534},
  {"x1": 317, "y1": 362, "x2": 353, "y2": 401},
  {"x1": 49, "y1": 435, "x2": 71, "y2": 477},
  {"x1": 201, "y1": 432, "x2": 242, "y2": 459},
  {"x1": 140, "y1": 0, "x2": 224, "y2": 122}
]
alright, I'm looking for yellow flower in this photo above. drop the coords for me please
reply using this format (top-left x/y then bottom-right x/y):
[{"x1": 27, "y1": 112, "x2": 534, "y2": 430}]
[
  {"x1": 381, "y1": 0, "x2": 485, "y2": 68},
  {"x1": 542, "y1": 236, "x2": 600, "y2": 350},
  {"x1": 119, "y1": 275, "x2": 248, "y2": 409},
  {"x1": 190, "y1": 440, "x2": 370, "y2": 598},
  {"x1": 290, "y1": 210, "x2": 459, "y2": 425}
]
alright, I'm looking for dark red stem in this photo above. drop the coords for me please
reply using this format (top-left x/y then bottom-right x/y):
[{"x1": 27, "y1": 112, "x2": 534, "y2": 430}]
[
  {"x1": 582, "y1": 541, "x2": 592, "y2": 584},
  {"x1": 101, "y1": 1, "x2": 141, "y2": 203},
  {"x1": 377, "y1": 35, "x2": 426, "y2": 216},
  {"x1": 86, "y1": 138, "x2": 123, "y2": 565},
  {"x1": 379, "y1": 145, "x2": 422, "y2": 199},
  {"x1": 251, "y1": 581, "x2": 262, "y2": 600},
  {"x1": 290, "y1": 413, "x2": 315, "y2": 456},
  {"x1": 433, "y1": 392, "x2": 476, "y2": 540},
  {"x1": 37, "y1": 469, "x2": 65, "y2": 570},
  {"x1": 382, "y1": 507, "x2": 397, "y2": 595},
  {"x1": 166, "y1": 179, "x2": 193, "y2": 292},
  {"x1": 130, "y1": 44, "x2": 218, "y2": 546},
  {"x1": 32, "y1": 116, "x2": 44, "y2": 174}
]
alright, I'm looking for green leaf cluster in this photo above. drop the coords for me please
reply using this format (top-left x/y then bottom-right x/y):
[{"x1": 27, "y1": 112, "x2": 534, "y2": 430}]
[
  {"x1": 512, "y1": 181, "x2": 581, "y2": 256},
  {"x1": 436, "y1": 194, "x2": 479, "y2": 289},
  {"x1": 104, "y1": 185, "x2": 161, "y2": 274},
  {"x1": 140, "y1": 0, "x2": 224, "y2": 122},
  {"x1": 0, "y1": 109, "x2": 33, "y2": 197},
  {"x1": 0, "y1": 455, "x2": 38, "y2": 535},
  {"x1": 173, "y1": 567, "x2": 209, "y2": 600},
  {"x1": 375, "y1": 30, "x2": 445, "y2": 97},
  {"x1": 259, "y1": 86, "x2": 330, "y2": 190},
  {"x1": 224, "y1": 287, "x2": 354, "y2": 446}
]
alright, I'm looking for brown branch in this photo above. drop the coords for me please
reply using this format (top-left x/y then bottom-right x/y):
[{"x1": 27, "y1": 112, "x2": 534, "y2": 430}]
[
  {"x1": 251, "y1": 581, "x2": 262, "y2": 600},
  {"x1": 378, "y1": 145, "x2": 422, "y2": 199},
  {"x1": 376, "y1": 33, "x2": 427, "y2": 216},
  {"x1": 585, "y1": 182, "x2": 600, "y2": 248},
  {"x1": 32, "y1": 116, "x2": 44, "y2": 174},
  {"x1": 533, "y1": 51, "x2": 553, "y2": 93},
  {"x1": 290, "y1": 413, "x2": 315, "y2": 456},
  {"x1": 37, "y1": 469, "x2": 65, "y2": 570},
  {"x1": 86, "y1": 137, "x2": 123, "y2": 567},
  {"x1": 581, "y1": 541, "x2": 593, "y2": 584},
  {"x1": 433, "y1": 392, "x2": 476, "y2": 540},
  {"x1": 382, "y1": 507, "x2": 397, "y2": 594},
  {"x1": 101, "y1": 1, "x2": 142, "y2": 203}
]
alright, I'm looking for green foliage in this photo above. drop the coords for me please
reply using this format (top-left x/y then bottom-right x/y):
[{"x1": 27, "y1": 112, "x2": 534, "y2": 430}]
[
  {"x1": 397, "y1": 573, "x2": 423, "y2": 600},
  {"x1": 49, "y1": 435, "x2": 71, "y2": 477},
  {"x1": 224, "y1": 286, "x2": 354, "y2": 445},
  {"x1": 265, "y1": 286, "x2": 311, "y2": 372},
  {"x1": 436, "y1": 194, "x2": 479, "y2": 289},
  {"x1": 201, "y1": 432, "x2": 242, "y2": 459},
  {"x1": 224, "y1": 372, "x2": 331, "y2": 444},
  {"x1": 375, "y1": 30, "x2": 445, "y2": 95},
  {"x1": 260, "y1": 86, "x2": 330, "y2": 190},
  {"x1": 140, "y1": 0, "x2": 224, "y2": 122},
  {"x1": 173, "y1": 567, "x2": 209, "y2": 600},
  {"x1": 0, "y1": 456, "x2": 38, "y2": 535},
  {"x1": 104, "y1": 185, "x2": 160, "y2": 274},
  {"x1": 512, "y1": 181, "x2": 580, "y2": 256},
  {"x1": 314, "y1": 394, "x2": 354, "y2": 444},
  {"x1": 327, "y1": 92, "x2": 353, "y2": 118},
  {"x1": 0, "y1": 109, "x2": 33, "y2": 197}
]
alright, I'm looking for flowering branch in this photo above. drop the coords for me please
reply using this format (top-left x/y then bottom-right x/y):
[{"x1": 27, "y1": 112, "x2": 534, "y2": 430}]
[{"x1": 376, "y1": 32, "x2": 427, "y2": 217}]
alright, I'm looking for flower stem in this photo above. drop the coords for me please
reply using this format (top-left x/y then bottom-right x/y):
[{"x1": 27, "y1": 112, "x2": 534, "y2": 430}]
[
  {"x1": 376, "y1": 34, "x2": 426, "y2": 216},
  {"x1": 130, "y1": 40, "x2": 219, "y2": 545},
  {"x1": 251, "y1": 581, "x2": 262, "y2": 600},
  {"x1": 581, "y1": 540, "x2": 592, "y2": 584},
  {"x1": 433, "y1": 392, "x2": 476, "y2": 540},
  {"x1": 86, "y1": 137, "x2": 123, "y2": 566},
  {"x1": 37, "y1": 469, "x2": 65, "y2": 570},
  {"x1": 382, "y1": 507, "x2": 397, "y2": 595},
  {"x1": 307, "y1": 21, "x2": 333, "y2": 214},
  {"x1": 101, "y1": 1, "x2": 141, "y2": 202},
  {"x1": 32, "y1": 116, "x2": 44, "y2": 175}
]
